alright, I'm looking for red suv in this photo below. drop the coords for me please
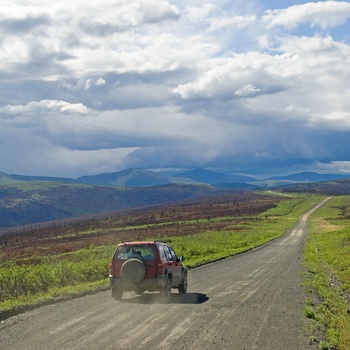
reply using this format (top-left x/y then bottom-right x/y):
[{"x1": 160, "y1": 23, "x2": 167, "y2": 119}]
[{"x1": 109, "y1": 241, "x2": 188, "y2": 300}]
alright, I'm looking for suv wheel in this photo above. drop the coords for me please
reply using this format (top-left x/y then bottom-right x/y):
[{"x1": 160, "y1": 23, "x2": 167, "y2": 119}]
[
  {"x1": 134, "y1": 288, "x2": 145, "y2": 295},
  {"x1": 121, "y1": 258, "x2": 145, "y2": 284},
  {"x1": 161, "y1": 276, "x2": 172, "y2": 301},
  {"x1": 178, "y1": 272, "x2": 188, "y2": 294},
  {"x1": 111, "y1": 287, "x2": 123, "y2": 301}
]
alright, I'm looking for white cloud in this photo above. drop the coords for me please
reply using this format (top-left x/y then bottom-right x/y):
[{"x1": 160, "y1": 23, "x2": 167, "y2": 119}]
[
  {"x1": 171, "y1": 52, "x2": 296, "y2": 100},
  {"x1": 0, "y1": 0, "x2": 181, "y2": 78},
  {"x1": 262, "y1": 1, "x2": 350, "y2": 29},
  {"x1": 172, "y1": 33, "x2": 350, "y2": 129},
  {"x1": 208, "y1": 15, "x2": 256, "y2": 31},
  {"x1": 233, "y1": 84, "x2": 262, "y2": 97},
  {"x1": 84, "y1": 78, "x2": 106, "y2": 90},
  {"x1": 2, "y1": 100, "x2": 90, "y2": 115},
  {"x1": 185, "y1": 4, "x2": 216, "y2": 23},
  {"x1": 277, "y1": 34, "x2": 350, "y2": 57}
]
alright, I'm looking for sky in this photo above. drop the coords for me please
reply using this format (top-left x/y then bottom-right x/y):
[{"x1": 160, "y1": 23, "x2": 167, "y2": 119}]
[{"x1": 1, "y1": 0, "x2": 350, "y2": 178}]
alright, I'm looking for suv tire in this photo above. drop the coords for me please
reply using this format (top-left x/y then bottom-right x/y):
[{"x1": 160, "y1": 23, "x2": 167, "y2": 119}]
[
  {"x1": 111, "y1": 287, "x2": 123, "y2": 301},
  {"x1": 161, "y1": 276, "x2": 172, "y2": 301},
  {"x1": 134, "y1": 287, "x2": 145, "y2": 295},
  {"x1": 121, "y1": 258, "x2": 146, "y2": 284},
  {"x1": 178, "y1": 272, "x2": 188, "y2": 294}
]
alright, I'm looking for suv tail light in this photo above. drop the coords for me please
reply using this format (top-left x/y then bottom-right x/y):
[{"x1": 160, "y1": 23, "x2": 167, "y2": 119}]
[
  {"x1": 157, "y1": 262, "x2": 163, "y2": 274},
  {"x1": 108, "y1": 263, "x2": 113, "y2": 275}
]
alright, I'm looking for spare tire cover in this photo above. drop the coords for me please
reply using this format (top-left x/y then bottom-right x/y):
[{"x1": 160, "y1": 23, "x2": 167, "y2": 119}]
[{"x1": 121, "y1": 259, "x2": 146, "y2": 284}]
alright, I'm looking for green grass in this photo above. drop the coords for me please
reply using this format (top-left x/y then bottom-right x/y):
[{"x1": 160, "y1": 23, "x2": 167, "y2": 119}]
[
  {"x1": 0, "y1": 245, "x2": 115, "y2": 312},
  {"x1": 157, "y1": 196, "x2": 323, "y2": 267},
  {"x1": 0, "y1": 194, "x2": 325, "y2": 316},
  {"x1": 304, "y1": 196, "x2": 350, "y2": 349}
]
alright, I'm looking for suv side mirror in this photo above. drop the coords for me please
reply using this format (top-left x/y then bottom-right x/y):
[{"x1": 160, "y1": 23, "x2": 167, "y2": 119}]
[{"x1": 178, "y1": 256, "x2": 185, "y2": 262}]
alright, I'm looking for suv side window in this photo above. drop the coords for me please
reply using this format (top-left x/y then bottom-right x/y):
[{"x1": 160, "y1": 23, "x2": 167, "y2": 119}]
[
  {"x1": 164, "y1": 245, "x2": 175, "y2": 262},
  {"x1": 158, "y1": 245, "x2": 168, "y2": 262},
  {"x1": 168, "y1": 246, "x2": 178, "y2": 262}
]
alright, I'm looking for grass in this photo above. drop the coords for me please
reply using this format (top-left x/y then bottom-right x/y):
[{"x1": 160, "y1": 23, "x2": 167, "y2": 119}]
[
  {"x1": 156, "y1": 196, "x2": 324, "y2": 267},
  {"x1": 0, "y1": 193, "x2": 325, "y2": 317},
  {"x1": 304, "y1": 196, "x2": 350, "y2": 349},
  {"x1": 0, "y1": 246, "x2": 115, "y2": 317}
]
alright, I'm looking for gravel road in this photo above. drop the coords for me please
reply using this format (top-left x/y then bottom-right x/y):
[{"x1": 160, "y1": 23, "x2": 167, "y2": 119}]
[{"x1": 0, "y1": 198, "x2": 330, "y2": 350}]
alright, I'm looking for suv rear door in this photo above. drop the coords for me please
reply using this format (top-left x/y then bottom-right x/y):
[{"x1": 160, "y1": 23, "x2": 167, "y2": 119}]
[{"x1": 112, "y1": 244, "x2": 158, "y2": 278}]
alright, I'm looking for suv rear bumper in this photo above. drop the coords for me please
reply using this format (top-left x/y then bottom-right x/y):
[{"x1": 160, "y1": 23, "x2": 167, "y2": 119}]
[{"x1": 109, "y1": 275, "x2": 166, "y2": 291}]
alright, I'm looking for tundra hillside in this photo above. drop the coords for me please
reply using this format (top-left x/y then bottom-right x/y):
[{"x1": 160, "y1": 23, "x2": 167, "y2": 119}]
[{"x1": 0, "y1": 177, "x2": 238, "y2": 228}]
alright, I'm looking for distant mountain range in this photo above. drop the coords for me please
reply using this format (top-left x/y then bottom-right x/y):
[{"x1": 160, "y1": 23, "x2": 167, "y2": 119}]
[
  {"x1": 1, "y1": 168, "x2": 350, "y2": 228},
  {"x1": 7, "y1": 168, "x2": 350, "y2": 187}
]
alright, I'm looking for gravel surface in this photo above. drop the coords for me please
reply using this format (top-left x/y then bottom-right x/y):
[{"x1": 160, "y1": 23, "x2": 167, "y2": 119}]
[{"x1": 0, "y1": 199, "x2": 329, "y2": 349}]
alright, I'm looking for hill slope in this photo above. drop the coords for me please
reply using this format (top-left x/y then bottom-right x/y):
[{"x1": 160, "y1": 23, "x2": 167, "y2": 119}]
[
  {"x1": 0, "y1": 181, "x2": 234, "y2": 228},
  {"x1": 268, "y1": 171, "x2": 348, "y2": 182},
  {"x1": 172, "y1": 168, "x2": 257, "y2": 184},
  {"x1": 0, "y1": 173, "x2": 21, "y2": 185},
  {"x1": 76, "y1": 168, "x2": 171, "y2": 186}
]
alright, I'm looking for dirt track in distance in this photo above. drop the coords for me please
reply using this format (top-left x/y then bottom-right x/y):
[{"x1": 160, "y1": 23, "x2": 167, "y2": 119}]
[{"x1": 0, "y1": 199, "x2": 330, "y2": 349}]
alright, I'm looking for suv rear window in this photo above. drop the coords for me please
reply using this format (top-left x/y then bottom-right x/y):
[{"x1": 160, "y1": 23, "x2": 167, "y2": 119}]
[{"x1": 113, "y1": 245, "x2": 156, "y2": 260}]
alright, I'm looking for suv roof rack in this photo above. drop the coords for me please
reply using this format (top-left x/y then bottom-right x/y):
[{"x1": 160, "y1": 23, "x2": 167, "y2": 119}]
[{"x1": 153, "y1": 240, "x2": 167, "y2": 243}]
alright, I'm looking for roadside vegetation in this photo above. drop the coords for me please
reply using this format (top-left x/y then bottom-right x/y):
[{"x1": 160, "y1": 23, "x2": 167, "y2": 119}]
[
  {"x1": 161, "y1": 195, "x2": 322, "y2": 267},
  {"x1": 305, "y1": 196, "x2": 350, "y2": 349},
  {"x1": 0, "y1": 192, "x2": 324, "y2": 317}
]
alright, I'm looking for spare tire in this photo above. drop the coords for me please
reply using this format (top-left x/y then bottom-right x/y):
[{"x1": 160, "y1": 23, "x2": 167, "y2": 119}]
[{"x1": 121, "y1": 258, "x2": 146, "y2": 284}]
